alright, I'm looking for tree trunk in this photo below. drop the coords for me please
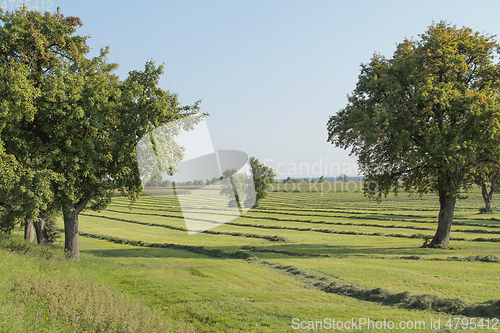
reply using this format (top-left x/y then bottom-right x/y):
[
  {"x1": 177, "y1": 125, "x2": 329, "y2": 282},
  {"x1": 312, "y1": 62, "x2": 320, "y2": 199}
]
[
  {"x1": 33, "y1": 211, "x2": 49, "y2": 245},
  {"x1": 430, "y1": 191, "x2": 456, "y2": 247},
  {"x1": 24, "y1": 219, "x2": 35, "y2": 242},
  {"x1": 481, "y1": 183, "x2": 493, "y2": 213},
  {"x1": 229, "y1": 176, "x2": 243, "y2": 215},
  {"x1": 63, "y1": 199, "x2": 88, "y2": 261}
]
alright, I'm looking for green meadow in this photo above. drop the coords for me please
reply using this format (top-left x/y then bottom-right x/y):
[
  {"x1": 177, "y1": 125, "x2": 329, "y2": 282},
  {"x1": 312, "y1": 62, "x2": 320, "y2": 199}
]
[{"x1": 2, "y1": 186, "x2": 500, "y2": 332}]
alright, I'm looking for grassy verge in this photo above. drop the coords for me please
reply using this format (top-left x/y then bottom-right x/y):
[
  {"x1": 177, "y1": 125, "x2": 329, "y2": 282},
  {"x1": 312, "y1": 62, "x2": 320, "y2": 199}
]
[
  {"x1": 0, "y1": 233, "x2": 192, "y2": 332},
  {"x1": 4, "y1": 188, "x2": 499, "y2": 332}
]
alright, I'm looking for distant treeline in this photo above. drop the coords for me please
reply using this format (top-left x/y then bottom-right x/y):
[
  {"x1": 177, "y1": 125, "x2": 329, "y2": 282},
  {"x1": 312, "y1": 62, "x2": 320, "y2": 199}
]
[
  {"x1": 145, "y1": 177, "x2": 222, "y2": 187},
  {"x1": 145, "y1": 175, "x2": 362, "y2": 187},
  {"x1": 277, "y1": 176, "x2": 362, "y2": 183}
]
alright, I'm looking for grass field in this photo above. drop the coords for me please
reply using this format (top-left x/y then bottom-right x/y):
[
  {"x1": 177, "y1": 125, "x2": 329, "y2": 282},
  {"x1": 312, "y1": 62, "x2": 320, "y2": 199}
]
[{"x1": 3, "y1": 186, "x2": 500, "y2": 332}]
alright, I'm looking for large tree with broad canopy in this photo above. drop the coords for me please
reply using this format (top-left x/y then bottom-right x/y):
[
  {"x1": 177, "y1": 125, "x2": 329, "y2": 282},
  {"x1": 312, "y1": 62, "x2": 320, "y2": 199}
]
[
  {"x1": 327, "y1": 22, "x2": 500, "y2": 246},
  {"x1": 0, "y1": 8, "x2": 201, "y2": 260}
]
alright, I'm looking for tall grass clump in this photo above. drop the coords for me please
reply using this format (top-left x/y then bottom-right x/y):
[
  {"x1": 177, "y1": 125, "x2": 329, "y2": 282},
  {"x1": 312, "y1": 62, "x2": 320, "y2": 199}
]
[{"x1": 0, "y1": 233, "x2": 187, "y2": 332}]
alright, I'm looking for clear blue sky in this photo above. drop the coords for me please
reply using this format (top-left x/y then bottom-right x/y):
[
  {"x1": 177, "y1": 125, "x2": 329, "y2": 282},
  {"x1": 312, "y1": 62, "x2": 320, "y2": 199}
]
[{"x1": 34, "y1": 0, "x2": 500, "y2": 177}]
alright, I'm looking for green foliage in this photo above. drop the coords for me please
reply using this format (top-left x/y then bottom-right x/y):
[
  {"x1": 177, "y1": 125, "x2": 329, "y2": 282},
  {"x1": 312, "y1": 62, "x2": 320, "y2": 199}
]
[
  {"x1": 338, "y1": 174, "x2": 349, "y2": 182},
  {"x1": 249, "y1": 157, "x2": 276, "y2": 205},
  {"x1": 219, "y1": 158, "x2": 275, "y2": 209},
  {"x1": 0, "y1": 7, "x2": 89, "y2": 231},
  {"x1": 327, "y1": 21, "x2": 500, "y2": 245},
  {"x1": 0, "y1": 152, "x2": 58, "y2": 233},
  {"x1": 0, "y1": 8, "x2": 201, "y2": 258},
  {"x1": 327, "y1": 21, "x2": 500, "y2": 199},
  {"x1": 421, "y1": 235, "x2": 433, "y2": 248},
  {"x1": 219, "y1": 168, "x2": 249, "y2": 210},
  {"x1": 43, "y1": 211, "x2": 60, "y2": 244},
  {"x1": 283, "y1": 176, "x2": 303, "y2": 183}
]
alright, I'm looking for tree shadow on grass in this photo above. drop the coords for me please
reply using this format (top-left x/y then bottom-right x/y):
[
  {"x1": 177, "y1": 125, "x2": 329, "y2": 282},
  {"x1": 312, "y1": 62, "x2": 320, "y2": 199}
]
[
  {"x1": 83, "y1": 247, "x2": 207, "y2": 259},
  {"x1": 82, "y1": 244, "x2": 252, "y2": 260},
  {"x1": 245, "y1": 243, "x2": 441, "y2": 259},
  {"x1": 82, "y1": 241, "x2": 437, "y2": 260}
]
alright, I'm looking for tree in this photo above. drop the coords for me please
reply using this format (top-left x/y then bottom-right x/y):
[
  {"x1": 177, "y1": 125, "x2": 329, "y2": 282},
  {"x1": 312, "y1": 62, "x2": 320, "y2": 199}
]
[
  {"x1": 0, "y1": 8, "x2": 200, "y2": 260},
  {"x1": 249, "y1": 157, "x2": 275, "y2": 207},
  {"x1": 318, "y1": 175, "x2": 324, "y2": 183},
  {"x1": 0, "y1": 8, "x2": 63, "y2": 241},
  {"x1": 327, "y1": 22, "x2": 500, "y2": 247},
  {"x1": 219, "y1": 169, "x2": 246, "y2": 212},
  {"x1": 339, "y1": 174, "x2": 349, "y2": 182},
  {"x1": 474, "y1": 164, "x2": 500, "y2": 213},
  {"x1": 160, "y1": 180, "x2": 172, "y2": 188},
  {"x1": 219, "y1": 157, "x2": 275, "y2": 209},
  {"x1": 0, "y1": 148, "x2": 58, "y2": 244},
  {"x1": 52, "y1": 54, "x2": 198, "y2": 260}
]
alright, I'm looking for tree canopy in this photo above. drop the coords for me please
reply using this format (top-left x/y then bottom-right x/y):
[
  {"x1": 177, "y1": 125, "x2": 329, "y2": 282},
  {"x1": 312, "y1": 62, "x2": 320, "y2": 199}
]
[
  {"x1": 219, "y1": 157, "x2": 275, "y2": 209},
  {"x1": 327, "y1": 22, "x2": 500, "y2": 246},
  {"x1": 0, "y1": 8, "x2": 200, "y2": 260},
  {"x1": 249, "y1": 157, "x2": 275, "y2": 206},
  {"x1": 0, "y1": 7, "x2": 81, "y2": 234}
]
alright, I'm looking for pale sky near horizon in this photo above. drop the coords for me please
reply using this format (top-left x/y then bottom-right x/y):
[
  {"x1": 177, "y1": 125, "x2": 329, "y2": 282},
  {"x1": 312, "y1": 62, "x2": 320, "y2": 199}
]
[{"x1": 17, "y1": 0, "x2": 500, "y2": 177}]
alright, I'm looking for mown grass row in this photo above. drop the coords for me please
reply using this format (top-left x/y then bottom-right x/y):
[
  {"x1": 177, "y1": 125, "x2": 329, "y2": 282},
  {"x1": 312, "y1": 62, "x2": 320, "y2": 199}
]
[
  {"x1": 111, "y1": 196, "x2": 500, "y2": 231},
  {"x1": 86, "y1": 208, "x2": 500, "y2": 244},
  {"x1": 74, "y1": 229, "x2": 500, "y2": 319},
  {"x1": 75, "y1": 189, "x2": 500, "y2": 329},
  {"x1": 104, "y1": 196, "x2": 500, "y2": 245},
  {"x1": 77, "y1": 230, "x2": 251, "y2": 259},
  {"x1": 260, "y1": 260, "x2": 500, "y2": 318},
  {"x1": 82, "y1": 213, "x2": 286, "y2": 243},
  {"x1": 115, "y1": 192, "x2": 500, "y2": 226},
  {"x1": 260, "y1": 190, "x2": 487, "y2": 212}
]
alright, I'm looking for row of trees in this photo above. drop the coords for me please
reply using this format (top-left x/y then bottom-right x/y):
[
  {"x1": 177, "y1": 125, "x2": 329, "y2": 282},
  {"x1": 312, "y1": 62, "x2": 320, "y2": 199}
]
[
  {"x1": 281, "y1": 175, "x2": 349, "y2": 183},
  {"x1": 0, "y1": 8, "x2": 201, "y2": 260},
  {"x1": 328, "y1": 22, "x2": 500, "y2": 246},
  {"x1": 145, "y1": 176, "x2": 244, "y2": 187},
  {"x1": 145, "y1": 179, "x2": 207, "y2": 187}
]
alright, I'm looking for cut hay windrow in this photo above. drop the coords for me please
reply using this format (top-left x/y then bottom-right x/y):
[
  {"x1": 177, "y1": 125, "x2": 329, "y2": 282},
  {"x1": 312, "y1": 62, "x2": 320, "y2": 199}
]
[
  {"x1": 240, "y1": 245, "x2": 330, "y2": 257},
  {"x1": 108, "y1": 201, "x2": 500, "y2": 233},
  {"x1": 75, "y1": 230, "x2": 500, "y2": 318},
  {"x1": 81, "y1": 213, "x2": 286, "y2": 242},
  {"x1": 372, "y1": 255, "x2": 500, "y2": 263},
  {"x1": 76, "y1": 230, "x2": 252, "y2": 259},
  {"x1": 85, "y1": 209, "x2": 500, "y2": 243},
  {"x1": 260, "y1": 260, "x2": 500, "y2": 318}
]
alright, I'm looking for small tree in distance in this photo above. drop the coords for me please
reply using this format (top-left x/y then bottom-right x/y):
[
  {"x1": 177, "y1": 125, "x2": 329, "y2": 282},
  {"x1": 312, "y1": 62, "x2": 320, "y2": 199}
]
[
  {"x1": 338, "y1": 174, "x2": 349, "y2": 182},
  {"x1": 249, "y1": 157, "x2": 276, "y2": 207},
  {"x1": 219, "y1": 157, "x2": 275, "y2": 209},
  {"x1": 474, "y1": 165, "x2": 500, "y2": 213}
]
